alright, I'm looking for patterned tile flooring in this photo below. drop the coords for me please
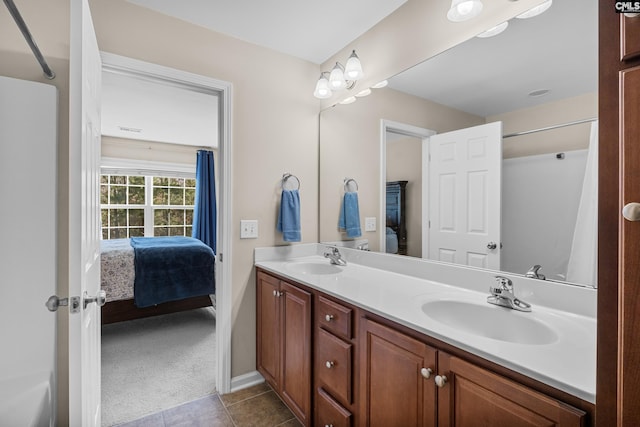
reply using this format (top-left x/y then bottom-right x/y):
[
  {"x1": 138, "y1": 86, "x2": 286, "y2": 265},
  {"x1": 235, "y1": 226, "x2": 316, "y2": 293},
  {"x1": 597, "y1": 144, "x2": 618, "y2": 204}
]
[{"x1": 116, "y1": 383, "x2": 302, "y2": 427}]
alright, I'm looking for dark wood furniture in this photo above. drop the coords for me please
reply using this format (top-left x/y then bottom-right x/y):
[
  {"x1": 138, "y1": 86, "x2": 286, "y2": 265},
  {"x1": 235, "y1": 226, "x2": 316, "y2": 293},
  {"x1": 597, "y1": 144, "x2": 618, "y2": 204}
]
[
  {"x1": 598, "y1": 8, "x2": 640, "y2": 427},
  {"x1": 256, "y1": 271, "x2": 312, "y2": 425},
  {"x1": 386, "y1": 180, "x2": 408, "y2": 255},
  {"x1": 256, "y1": 268, "x2": 594, "y2": 426},
  {"x1": 102, "y1": 295, "x2": 213, "y2": 324}
]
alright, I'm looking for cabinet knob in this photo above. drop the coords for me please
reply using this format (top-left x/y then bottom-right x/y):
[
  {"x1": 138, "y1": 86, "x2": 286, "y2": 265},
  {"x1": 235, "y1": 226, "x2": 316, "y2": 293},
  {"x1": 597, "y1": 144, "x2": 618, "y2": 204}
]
[
  {"x1": 623, "y1": 202, "x2": 640, "y2": 221},
  {"x1": 272, "y1": 290, "x2": 283, "y2": 297},
  {"x1": 325, "y1": 314, "x2": 334, "y2": 322},
  {"x1": 435, "y1": 375, "x2": 448, "y2": 388},
  {"x1": 325, "y1": 360, "x2": 335, "y2": 369},
  {"x1": 420, "y1": 367, "x2": 433, "y2": 379},
  {"x1": 325, "y1": 425, "x2": 334, "y2": 427}
]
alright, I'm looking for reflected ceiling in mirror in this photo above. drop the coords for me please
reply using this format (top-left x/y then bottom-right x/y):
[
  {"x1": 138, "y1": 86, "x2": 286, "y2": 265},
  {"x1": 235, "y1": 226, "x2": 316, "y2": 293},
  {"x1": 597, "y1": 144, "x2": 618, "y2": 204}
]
[{"x1": 318, "y1": 0, "x2": 598, "y2": 288}]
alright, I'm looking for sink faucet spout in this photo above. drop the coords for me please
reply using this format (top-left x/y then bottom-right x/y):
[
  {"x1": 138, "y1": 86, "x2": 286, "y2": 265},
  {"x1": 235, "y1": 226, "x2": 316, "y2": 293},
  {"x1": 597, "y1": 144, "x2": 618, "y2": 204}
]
[
  {"x1": 324, "y1": 246, "x2": 347, "y2": 266},
  {"x1": 487, "y1": 276, "x2": 531, "y2": 312}
]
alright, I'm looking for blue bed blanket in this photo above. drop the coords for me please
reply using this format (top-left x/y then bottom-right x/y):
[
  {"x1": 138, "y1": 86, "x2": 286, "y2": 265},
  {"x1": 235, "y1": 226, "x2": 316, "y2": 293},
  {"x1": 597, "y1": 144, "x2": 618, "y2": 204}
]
[{"x1": 130, "y1": 236, "x2": 215, "y2": 308}]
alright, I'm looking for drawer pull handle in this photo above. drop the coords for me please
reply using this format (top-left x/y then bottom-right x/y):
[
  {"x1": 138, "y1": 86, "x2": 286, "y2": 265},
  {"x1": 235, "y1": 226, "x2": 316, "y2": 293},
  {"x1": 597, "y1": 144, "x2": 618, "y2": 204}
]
[
  {"x1": 435, "y1": 375, "x2": 448, "y2": 388},
  {"x1": 325, "y1": 360, "x2": 335, "y2": 369},
  {"x1": 325, "y1": 314, "x2": 334, "y2": 322},
  {"x1": 420, "y1": 367, "x2": 433, "y2": 379}
]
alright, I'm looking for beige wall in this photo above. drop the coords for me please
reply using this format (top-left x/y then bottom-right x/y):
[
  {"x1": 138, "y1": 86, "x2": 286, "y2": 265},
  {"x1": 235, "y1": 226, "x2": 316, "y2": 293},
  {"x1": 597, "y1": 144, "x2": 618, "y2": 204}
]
[
  {"x1": 89, "y1": 0, "x2": 320, "y2": 383},
  {"x1": 319, "y1": 88, "x2": 484, "y2": 250},
  {"x1": 489, "y1": 92, "x2": 598, "y2": 158},
  {"x1": 387, "y1": 136, "x2": 422, "y2": 257}
]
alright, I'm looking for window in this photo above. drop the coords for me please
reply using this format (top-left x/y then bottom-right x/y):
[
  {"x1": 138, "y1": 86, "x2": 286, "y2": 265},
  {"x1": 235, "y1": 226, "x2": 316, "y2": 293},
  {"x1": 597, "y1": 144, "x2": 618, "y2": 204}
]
[{"x1": 100, "y1": 174, "x2": 196, "y2": 239}]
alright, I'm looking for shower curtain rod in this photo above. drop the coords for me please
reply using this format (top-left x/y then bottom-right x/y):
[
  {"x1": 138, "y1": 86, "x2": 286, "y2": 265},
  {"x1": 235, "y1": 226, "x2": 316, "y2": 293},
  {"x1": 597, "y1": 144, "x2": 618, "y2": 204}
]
[
  {"x1": 3, "y1": 0, "x2": 55, "y2": 79},
  {"x1": 503, "y1": 117, "x2": 596, "y2": 139}
]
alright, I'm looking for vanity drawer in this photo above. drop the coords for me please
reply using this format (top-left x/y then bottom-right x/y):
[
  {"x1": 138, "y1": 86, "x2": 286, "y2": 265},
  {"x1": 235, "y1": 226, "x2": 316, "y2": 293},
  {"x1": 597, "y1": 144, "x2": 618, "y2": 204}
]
[
  {"x1": 316, "y1": 387, "x2": 352, "y2": 427},
  {"x1": 317, "y1": 295, "x2": 352, "y2": 339},
  {"x1": 317, "y1": 328, "x2": 352, "y2": 404}
]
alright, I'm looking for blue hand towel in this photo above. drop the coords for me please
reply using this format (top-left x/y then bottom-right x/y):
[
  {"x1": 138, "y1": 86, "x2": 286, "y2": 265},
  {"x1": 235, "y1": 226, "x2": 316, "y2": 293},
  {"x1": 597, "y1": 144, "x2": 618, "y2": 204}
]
[
  {"x1": 277, "y1": 189, "x2": 301, "y2": 242},
  {"x1": 339, "y1": 192, "x2": 362, "y2": 238}
]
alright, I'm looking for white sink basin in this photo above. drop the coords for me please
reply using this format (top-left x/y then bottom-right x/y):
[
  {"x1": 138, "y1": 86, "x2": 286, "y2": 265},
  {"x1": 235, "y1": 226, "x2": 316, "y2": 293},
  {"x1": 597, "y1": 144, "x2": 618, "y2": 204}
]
[
  {"x1": 284, "y1": 261, "x2": 344, "y2": 276},
  {"x1": 421, "y1": 300, "x2": 558, "y2": 345}
]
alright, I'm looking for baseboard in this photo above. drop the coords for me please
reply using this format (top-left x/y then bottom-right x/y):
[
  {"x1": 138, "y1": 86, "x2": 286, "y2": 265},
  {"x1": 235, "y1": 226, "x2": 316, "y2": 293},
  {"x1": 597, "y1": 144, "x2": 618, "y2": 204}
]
[{"x1": 229, "y1": 371, "x2": 265, "y2": 393}]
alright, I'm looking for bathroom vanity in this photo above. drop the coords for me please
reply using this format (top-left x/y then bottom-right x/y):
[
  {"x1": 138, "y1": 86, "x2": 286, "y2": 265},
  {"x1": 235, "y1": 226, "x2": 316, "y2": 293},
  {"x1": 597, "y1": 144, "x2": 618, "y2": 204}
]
[{"x1": 255, "y1": 244, "x2": 596, "y2": 427}]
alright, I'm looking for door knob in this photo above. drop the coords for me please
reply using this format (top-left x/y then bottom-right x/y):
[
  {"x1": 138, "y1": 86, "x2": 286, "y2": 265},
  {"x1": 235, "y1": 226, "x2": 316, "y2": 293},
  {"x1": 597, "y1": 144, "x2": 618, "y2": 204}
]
[
  {"x1": 487, "y1": 242, "x2": 497, "y2": 250},
  {"x1": 46, "y1": 295, "x2": 68, "y2": 312},
  {"x1": 622, "y1": 203, "x2": 640, "y2": 221},
  {"x1": 84, "y1": 290, "x2": 107, "y2": 309}
]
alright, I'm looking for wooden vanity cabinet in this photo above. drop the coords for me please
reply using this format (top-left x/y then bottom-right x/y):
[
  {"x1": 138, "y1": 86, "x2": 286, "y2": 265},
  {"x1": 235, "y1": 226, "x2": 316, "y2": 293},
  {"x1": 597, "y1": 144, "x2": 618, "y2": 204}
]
[
  {"x1": 359, "y1": 317, "x2": 585, "y2": 427},
  {"x1": 315, "y1": 295, "x2": 357, "y2": 427},
  {"x1": 359, "y1": 318, "x2": 437, "y2": 427},
  {"x1": 621, "y1": 14, "x2": 640, "y2": 61},
  {"x1": 437, "y1": 353, "x2": 585, "y2": 427},
  {"x1": 256, "y1": 271, "x2": 312, "y2": 425}
]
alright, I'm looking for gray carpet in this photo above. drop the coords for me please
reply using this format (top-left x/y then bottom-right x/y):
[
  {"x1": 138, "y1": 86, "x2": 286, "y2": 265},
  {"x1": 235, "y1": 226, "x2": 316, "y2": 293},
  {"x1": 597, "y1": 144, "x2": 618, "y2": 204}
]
[{"x1": 101, "y1": 307, "x2": 217, "y2": 426}]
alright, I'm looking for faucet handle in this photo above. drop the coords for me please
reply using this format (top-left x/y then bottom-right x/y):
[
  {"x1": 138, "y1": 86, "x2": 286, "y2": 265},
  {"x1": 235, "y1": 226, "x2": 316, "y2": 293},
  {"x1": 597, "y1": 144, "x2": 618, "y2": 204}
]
[{"x1": 494, "y1": 276, "x2": 513, "y2": 291}]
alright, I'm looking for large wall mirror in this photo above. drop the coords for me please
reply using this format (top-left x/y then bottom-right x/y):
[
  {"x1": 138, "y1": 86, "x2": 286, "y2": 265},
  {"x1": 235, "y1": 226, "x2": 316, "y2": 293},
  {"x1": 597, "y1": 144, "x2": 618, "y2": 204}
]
[{"x1": 319, "y1": 0, "x2": 598, "y2": 288}]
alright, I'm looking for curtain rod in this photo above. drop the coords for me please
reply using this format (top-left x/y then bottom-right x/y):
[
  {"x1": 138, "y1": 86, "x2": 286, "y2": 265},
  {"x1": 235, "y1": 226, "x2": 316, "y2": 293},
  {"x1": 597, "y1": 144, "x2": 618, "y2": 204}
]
[
  {"x1": 3, "y1": 0, "x2": 55, "y2": 79},
  {"x1": 503, "y1": 118, "x2": 597, "y2": 139}
]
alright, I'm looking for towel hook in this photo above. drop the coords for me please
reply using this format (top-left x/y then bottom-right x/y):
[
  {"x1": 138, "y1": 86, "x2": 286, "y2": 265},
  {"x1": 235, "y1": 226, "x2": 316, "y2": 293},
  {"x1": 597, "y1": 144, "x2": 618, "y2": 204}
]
[
  {"x1": 344, "y1": 177, "x2": 358, "y2": 192},
  {"x1": 282, "y1": 173, "x2": 300, "y2": 191}
]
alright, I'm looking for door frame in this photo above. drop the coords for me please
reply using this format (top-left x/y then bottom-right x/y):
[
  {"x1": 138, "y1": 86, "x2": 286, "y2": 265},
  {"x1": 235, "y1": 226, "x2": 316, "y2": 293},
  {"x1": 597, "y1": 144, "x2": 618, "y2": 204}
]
[
  {"x1": 99, "y1": 52, "x2": 233, "y2": 393},
  {"x1": 379, "y1": 119, "x2": 435, "y2": 253}
]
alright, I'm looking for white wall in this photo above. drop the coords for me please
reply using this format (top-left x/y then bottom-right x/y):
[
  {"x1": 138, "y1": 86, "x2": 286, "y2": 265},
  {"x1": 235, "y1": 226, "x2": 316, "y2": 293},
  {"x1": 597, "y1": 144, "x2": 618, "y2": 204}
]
[{"x1": 502, "y1": 150, "x2": 587, "y2": 282}]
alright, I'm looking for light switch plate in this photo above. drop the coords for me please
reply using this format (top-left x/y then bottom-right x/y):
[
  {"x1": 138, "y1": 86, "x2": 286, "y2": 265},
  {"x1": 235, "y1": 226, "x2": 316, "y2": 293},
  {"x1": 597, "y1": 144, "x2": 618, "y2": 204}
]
[
  {"x1": 365, "y1": 217, "x2": 376, "y2": 232},
  {"x1": 240, "y1": 220, "x2": 259, "y2": 238}
]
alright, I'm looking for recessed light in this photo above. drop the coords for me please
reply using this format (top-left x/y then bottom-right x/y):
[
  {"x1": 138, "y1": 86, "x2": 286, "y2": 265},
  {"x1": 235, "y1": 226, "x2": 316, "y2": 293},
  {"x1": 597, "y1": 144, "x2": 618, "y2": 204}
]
[
  {"x1": 371, "y1": 80, "x2": 388, "y2": 89},
  {"x1": 339, "y1": 96, "x2": 357, "y2": 105},
  {"x1": 355, "y1": 88, "x2": 372, "y2": 97},
  {"x1": 477, "y1": 21, "x2": 509, "y2": 38},
  {"x1": 516, "y1": 0, "x2": 552, "y2": 19}
]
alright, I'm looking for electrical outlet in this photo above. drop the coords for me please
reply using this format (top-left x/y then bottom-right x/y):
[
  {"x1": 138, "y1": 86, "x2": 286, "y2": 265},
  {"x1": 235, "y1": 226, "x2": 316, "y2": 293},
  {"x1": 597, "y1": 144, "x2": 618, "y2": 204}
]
[
  {"x1": 240, "y1": 220, "x2": 259, "y2": 239},
  {"x1": 365, "y1": 217, "x2": 376, "y2": 232}
]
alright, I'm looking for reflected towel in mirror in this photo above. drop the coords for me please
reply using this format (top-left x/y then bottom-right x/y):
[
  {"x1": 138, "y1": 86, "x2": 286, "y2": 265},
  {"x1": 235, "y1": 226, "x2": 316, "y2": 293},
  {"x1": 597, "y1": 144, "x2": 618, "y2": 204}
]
[{"x1": 339, "y1": 192, "x2": 362, "y2": 238}]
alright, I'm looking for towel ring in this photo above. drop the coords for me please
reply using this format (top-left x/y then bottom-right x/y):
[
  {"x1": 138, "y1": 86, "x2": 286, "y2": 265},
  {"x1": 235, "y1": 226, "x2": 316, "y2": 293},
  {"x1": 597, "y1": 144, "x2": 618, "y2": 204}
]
[
  {"x1": 344, "y1": 178, "x2": 358, "y2": 192},
  {"x1": 282, "y1": 173, "x2": 300, "y2": 191}
]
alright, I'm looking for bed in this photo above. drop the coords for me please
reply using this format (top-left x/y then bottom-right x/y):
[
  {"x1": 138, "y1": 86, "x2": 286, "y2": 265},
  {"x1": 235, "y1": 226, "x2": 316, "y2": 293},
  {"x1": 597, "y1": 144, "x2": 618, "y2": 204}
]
[{"x1": 100, "y1": 236, "x2": 216, "y2": 324}]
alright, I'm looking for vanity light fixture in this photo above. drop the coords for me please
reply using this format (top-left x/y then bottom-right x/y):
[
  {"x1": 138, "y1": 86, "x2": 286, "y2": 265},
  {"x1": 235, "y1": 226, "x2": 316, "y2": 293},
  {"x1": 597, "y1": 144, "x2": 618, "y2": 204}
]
[
  {"x1": 313, "y1": 50, "x2": 364, "y2": 99},
  {"x1": 476, "y1": 21, "x2": 509, "y2": 38},
  {"x1": 371, "y1": 80, "x2": 388, "y2": 89},
  {"x1": 516, "y1": 0, "x2": 552, "y2": 19},
  {"x1": 447, "y1": 0, "x2": 483, "y2": 22}
]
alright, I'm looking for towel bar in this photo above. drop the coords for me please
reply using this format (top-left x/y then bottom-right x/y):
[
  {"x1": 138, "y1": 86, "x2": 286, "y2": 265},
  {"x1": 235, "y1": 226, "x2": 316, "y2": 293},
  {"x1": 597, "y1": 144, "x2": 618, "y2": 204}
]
[
  {"x1": 282, "y1": 173, "x2": 300, "y2": 191},
  {"x1": 344, "y1": 177, "x2": 358, "y2": 192}
]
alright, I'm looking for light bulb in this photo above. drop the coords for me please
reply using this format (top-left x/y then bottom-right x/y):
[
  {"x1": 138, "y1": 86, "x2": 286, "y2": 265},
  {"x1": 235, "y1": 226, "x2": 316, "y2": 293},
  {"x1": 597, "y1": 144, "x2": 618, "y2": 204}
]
[
  {"x1": 313, "y1": 74, "x2": 332, "y2": 99},
  {"x1": 329, "y1": 63, "x2": 347, "y2": 91},
  {"x1": 344, "y1": 50, "x2": 364, "y2": 81},
  {"x1": 447, "y1": 0, "x2": 483, "y2": 22}
]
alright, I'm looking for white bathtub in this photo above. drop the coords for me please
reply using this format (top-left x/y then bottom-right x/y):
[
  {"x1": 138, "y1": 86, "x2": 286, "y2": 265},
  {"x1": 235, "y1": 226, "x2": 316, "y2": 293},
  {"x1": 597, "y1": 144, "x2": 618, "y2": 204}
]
[
  {"x1": 0, "y1": 76, "x2": 58, "y2": 427},
  {"x1": 0, "y1": 372, "x2": 53, "y2": 427}
]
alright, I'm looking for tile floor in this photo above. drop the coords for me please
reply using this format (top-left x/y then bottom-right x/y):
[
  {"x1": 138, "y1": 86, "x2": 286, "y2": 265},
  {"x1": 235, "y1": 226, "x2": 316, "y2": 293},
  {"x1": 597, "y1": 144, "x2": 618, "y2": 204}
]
[{"x1": 115, "y1": 382, "x2": 303, "y2": 427}]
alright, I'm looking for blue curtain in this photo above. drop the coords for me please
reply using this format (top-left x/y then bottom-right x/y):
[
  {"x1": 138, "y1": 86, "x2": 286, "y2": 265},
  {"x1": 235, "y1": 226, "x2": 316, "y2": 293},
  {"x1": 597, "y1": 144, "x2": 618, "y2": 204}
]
[{"x1": 192, "y1": 150, "x2": 217, "y2": 253}]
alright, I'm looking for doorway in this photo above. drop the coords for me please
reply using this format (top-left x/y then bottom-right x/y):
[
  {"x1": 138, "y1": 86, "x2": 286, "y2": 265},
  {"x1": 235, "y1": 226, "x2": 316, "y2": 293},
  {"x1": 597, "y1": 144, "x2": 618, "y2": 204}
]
[{"x1": 99, "y1": 53, "x2": 232, "y2": 424}]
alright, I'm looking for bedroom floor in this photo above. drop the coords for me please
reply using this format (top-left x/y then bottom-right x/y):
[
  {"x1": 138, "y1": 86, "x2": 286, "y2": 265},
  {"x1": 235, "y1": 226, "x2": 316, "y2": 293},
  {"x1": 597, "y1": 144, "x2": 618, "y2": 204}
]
[{"x1": 115, "y1": 383, "x2": 302, "y2": 427}]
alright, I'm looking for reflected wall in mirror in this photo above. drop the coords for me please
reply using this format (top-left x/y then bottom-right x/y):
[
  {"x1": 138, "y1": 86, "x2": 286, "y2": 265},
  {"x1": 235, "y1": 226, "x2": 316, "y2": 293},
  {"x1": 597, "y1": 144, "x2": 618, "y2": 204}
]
[{"x1": 319, "y1": 0, "x2": 598, "y2": 287}]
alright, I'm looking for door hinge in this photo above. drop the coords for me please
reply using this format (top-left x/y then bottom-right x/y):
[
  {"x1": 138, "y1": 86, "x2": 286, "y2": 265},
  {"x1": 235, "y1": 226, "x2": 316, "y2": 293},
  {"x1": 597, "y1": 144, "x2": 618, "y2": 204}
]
[{"x1": 218, "y1": 253, "x2": 223, "y2": 262}]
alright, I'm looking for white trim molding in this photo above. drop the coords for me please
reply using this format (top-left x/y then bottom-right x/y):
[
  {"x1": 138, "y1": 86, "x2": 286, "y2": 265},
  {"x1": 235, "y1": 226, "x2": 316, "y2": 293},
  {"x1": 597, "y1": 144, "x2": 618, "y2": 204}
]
[
  {"x1": 230, "y1": 371, "x2": 265, "y2": 393},
  {"x1": 100, "y1": 52, "x2": 234, "y2": 394}
]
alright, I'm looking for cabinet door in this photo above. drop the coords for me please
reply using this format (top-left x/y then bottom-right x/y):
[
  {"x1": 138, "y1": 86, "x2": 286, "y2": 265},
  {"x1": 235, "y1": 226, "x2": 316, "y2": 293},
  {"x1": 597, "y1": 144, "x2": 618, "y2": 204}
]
[
  {"x1": 437, "y1": 354, "x2": 585, "y2": 427},
  {"x1": 280, "y1": 281, "x2": 312, "y2": 425},
  {"x1": 360, "y1": 318, "x2": 437, "y2": 427},
  {"x1": 622, "y1": 14, "x2": 640, "y2": 61},
  {"x1": 256, "y1": 271, "x2": 281, "y2": 388}
]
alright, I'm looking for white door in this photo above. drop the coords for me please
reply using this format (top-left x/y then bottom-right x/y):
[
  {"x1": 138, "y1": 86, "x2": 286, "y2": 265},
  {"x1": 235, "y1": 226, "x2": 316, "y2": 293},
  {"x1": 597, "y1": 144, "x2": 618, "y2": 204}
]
[
  {"x1": 69, "y1": 0, "x2": 103, "y2": 425},
  {"x1": 428, "y1": 122, "x2": 502, "y2": 270}
]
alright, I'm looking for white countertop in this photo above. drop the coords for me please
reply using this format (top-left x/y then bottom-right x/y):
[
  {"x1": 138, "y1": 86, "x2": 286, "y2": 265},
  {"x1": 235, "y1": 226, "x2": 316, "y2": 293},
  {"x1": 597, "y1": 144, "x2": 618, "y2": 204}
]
[{"x1": 255, "y1": 244, "x2": 597, "y2": 404}]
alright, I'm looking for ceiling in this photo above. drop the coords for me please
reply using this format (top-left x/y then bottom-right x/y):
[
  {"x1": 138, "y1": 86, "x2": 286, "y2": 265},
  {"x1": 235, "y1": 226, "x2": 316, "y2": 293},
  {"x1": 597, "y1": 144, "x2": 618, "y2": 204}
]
[{"x1": 102, "y1": 0, "x2": 598, "y2": 146}]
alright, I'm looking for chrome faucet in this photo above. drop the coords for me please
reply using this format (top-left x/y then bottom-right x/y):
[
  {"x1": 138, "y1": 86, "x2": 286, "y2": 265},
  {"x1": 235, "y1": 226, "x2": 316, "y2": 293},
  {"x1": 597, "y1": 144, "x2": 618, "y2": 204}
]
[
  {"x1": 487, "y1": 276, "x2": 531, "y2": 312},
  {"x1": 525, "y1": 264, "x2": 545, "y2": 280},
  {"x1": 324, "y1": 246, "x2": 347, "y2": 266}
]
